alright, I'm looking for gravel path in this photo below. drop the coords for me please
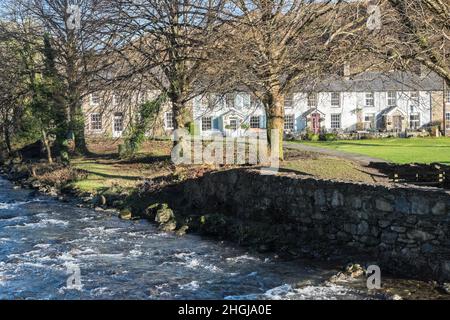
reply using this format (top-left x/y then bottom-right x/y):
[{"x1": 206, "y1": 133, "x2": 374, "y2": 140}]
[{"x1": 284, "y1": 142, "x2": 388, "y2": 166}]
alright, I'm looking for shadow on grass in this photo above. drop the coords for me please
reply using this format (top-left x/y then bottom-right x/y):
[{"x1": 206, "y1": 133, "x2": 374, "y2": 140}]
[
  {"x1": 277, "y1": 168, "x2": 313, "y2": 176},
  {"x1": 368, "y1": 161, "x2": 450, "y2": 189},
  {"x1": 83, "y1": 170, "x2": 142, "y2": 181}
]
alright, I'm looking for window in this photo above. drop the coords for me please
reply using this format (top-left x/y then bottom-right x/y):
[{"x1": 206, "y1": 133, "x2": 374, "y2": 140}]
[
  {"x1": 331, "y1": 114, "x2": 341, "y2": 129},
  {"x1": 284, "y1": 94, "x2": 293, "y2": 109},
  {"x1": 307, "y1": 93, "x2": 317, "y2": 107},
  {"x1": 91, "y1": 93, "x2": 100, "y2": 105},
  {"x1": 250, "y1": 116, "x2": 260, "y2": 129},
  {"x1": 113, "y1": 113, "x2": 124, "y2": 133},
  {"x1": 446, "y1": 92, "x2": 450, "y2": 104},
  {"x1": 90, "y1": 113, "x2": 102, "y2": 131},
  {"x1": 165, "y1": 112, "x2": 174, "y2": 129},
  {"x1": 284, "y1": 114, "x2": 295, "y2": 131},
  {"x1": 202, "y1": 117, "x2": 212, "y2": 131},
  {"x1": 365, "y1": 92, "x2": 374, "y2": 107},
  {"x1": 364, "y1": 113, "x2": 375, "y2": 130},
  {"x1": 229, "y1": 117, "x2": 239, "y2": 130},
  {"x1": 115, "y1": 93, "x2": 127, "y2": 106},
  {"x1": 387, "y1": 91, "x2": 397, "y2": 107},
  {"x1": 331, "y1": 92, "x2": 340, "y2": 107},
  {"x1": 235, "y1": 93, "x2": 251, "y2": 109},
  {"x1": 445, "y1": 113, "x2": 450, "y2": 130},
  {"x1": 410, "y1": 113, "x2": 421, "y2": 130}
]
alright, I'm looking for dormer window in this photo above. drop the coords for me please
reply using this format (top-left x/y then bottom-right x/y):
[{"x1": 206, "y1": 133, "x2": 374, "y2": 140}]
[
  {"x1": 307, "y1": 93, "x2": 317, "y2": 107},
  {"x1": 235, "y1": 93, "x2": 251, "y2": 109}
]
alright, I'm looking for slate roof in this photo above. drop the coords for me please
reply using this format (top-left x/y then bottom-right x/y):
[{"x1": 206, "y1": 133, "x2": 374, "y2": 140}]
[
  {"x1": 295, "y1": 70, "x2": 444, "y2": 93},
  {"x1": 379, "y1": 106, "x2": 407, "y2": 116}
]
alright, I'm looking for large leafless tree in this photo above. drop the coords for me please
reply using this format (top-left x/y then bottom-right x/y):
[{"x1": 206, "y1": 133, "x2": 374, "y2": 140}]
[
  {"x1": 219, "y1": 0, "x2": 370, "y2": 160},
  {"x1": 111, "y1": 0, "x2": 226, "y2": 144},
  {"x1": 10, "y1": 0, "x2": 119, "y2": 154},
  {"x1": 369, "y1": 0, "x2": 449, "y2": 85}
]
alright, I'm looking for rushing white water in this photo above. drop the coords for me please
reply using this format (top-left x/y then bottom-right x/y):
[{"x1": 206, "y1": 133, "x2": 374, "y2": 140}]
[{"x1": 0, "y1": 177, "x2": 375, "y2": 300}]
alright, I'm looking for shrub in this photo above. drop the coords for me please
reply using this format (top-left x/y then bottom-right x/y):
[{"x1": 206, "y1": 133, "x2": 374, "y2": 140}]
[
  {"x1": 188, "y1": 122, "x2": 200, "y2": 136},
  {"x1": 320, "y1": 133, "x2": 337, "y2": 141}
]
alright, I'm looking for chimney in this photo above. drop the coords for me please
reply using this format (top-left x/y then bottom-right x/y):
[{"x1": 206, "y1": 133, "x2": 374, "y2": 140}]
[
  {"x1": 343, "y1": 63, "x2": 351, "y2": 80},
  {"x1": 420, "y1": 64, "x2": 428, "y2": 79}
]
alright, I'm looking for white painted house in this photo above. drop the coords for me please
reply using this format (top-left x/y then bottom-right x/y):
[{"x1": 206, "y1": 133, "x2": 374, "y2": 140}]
[
  {"x1": 190, "y1": 71, "x2": 447, "y2": 137},
  {"x1": 84, "y1": 70, "x2": 449, "y2": 139}
]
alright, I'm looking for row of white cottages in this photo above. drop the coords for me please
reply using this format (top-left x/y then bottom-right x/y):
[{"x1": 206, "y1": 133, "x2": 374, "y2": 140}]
[{"x1": 84, "y1": 71, "x2": 450, "y2": 138}]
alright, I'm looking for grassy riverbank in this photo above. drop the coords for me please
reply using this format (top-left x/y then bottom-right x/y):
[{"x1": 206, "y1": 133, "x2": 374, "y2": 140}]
[
  {"x1": 64, "y1": 139, "x2": 387, "y2": 194},
  {"x1": 2, "y1": 139, "x2": 450, "y2": 300}
]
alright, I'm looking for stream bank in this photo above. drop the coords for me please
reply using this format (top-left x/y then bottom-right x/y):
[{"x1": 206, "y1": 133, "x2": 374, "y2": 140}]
[{"x1": 1, "y1": 159, "x2": 450, "y2": 299}]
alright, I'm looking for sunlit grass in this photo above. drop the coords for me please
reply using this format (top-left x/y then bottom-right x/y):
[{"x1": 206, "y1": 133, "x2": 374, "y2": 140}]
[{"x1": 295, "y1": 137, "x2": 450, "y2": 164}]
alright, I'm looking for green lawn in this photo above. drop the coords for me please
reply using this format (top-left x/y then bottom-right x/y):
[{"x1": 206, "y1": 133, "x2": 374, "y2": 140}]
[{"x1": 297, "y1": 137, "x2": 450, "y2": 164}]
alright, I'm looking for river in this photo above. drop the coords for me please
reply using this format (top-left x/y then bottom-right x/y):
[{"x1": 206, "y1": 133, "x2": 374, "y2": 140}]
[{"x1": 0, "y1": 177, "x2": 378, "y2": 300}]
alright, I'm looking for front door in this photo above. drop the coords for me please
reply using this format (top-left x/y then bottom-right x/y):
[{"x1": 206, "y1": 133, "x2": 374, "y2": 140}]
[
  {"x1": 393, "y1": 115, "x2": 402, "y2": 131},
  {"x1": 311, "y1": 113, "x2": 321, "y2": 135},
  {"x1": 113, "y1": 112, "x2": 124, "y2": 138}
]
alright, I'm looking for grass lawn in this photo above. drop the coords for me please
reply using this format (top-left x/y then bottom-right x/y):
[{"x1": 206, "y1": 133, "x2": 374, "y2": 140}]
[{"x1": 297, "y1": 137, "x2": 450, "y2": 164}]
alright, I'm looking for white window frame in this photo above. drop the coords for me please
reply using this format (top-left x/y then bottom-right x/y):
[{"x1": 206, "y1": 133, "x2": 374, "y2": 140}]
[
  {"x1": 235, "y1": 93, "x2": 251, "y2": 110},
  {"x1": 91, "y1": 93, "x2": 100, "y2": 105},
  {"x1": 165, "y1": 111, "x2": 174, "y2": 130},
  {"x1": 90, "y1": 113, "x2": 102, "y2": 131},
  {"x1": 446, "y1": 92, "x2": 450, "y2": 104},
  {"x1": 307, "y1": 93, "x2": 317, "y2": 108},
  {"x1": 250, "y1": 116, "x2": 261, "y2": 129},
  {"x1": 387, "y1": 91, "x2": 397, "y2": 107},
  {"x1": 229, "y1": 117, "x2": 239, "y2": 130},
  {"x1": 365, "y1": 92, "x2": 375, "y2": 107},
  {"x1": 201, "y1": 117, "x2": 212, "y2": 131},
  {"x1": 113, "y1": 112, "x2": 124, "y2": 133},
  {"x1": 284, "y1": 114, "x2": 295, "y2": 131},
  {"x1": 284, "y1": 94, "x2": 293, "y2": 109},
  {"x1": 409, "y1": 113, "x2": 421, "y2": 130},
  {"x1": 331, "y1": 92, "x2": 340, "y2": 107},
  {"x1": 330, "y1": 114, "x2": 341, "y2": 129}
]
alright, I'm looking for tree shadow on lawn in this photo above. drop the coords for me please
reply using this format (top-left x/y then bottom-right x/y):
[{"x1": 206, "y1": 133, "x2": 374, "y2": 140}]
[{"x1": 83, "y1": 170, "x2": 143, "y2": 182}]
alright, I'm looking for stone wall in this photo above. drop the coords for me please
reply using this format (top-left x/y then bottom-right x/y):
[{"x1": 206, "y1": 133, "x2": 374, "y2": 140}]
[{"x1": 180, "y1": 169, "x2": 450, "y2": 281}]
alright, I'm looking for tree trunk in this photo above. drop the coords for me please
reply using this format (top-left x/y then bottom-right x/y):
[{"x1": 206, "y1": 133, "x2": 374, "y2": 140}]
[
  {"x1": 3, "y1": 125, "x2": 12, "y2": 156},
  {"x1": 41, "y1": 128, "x2": 53, "y2": 164},
  {"x1": 264, "y1": 87, "x2": 285, "y2": 161},
  {"x1": 69, "y1": 98, "x2": 88, "y2": 155}
]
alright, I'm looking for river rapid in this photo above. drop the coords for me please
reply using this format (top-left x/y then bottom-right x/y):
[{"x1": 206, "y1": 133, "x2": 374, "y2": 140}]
[{"x1": 0, "y1": 176, "x2": 384, "y2": 300}]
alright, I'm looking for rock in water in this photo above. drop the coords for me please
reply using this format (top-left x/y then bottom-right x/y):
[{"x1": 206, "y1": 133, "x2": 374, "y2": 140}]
[
  {"x1": 176, "y1": 225, "x2": 189, "y2": 236},
  {"x1": 155, "y1": 204, "x2": 175, "y2": 224},
  {"x1": 160, "y1": 221, "x2": 177, "y2": 232},
  {"x1": 119, "y1": 209, "x2": 133, "y2": 220},
  {"x1": 345, "y1": 263, "x2": 365, "y2": 278}
]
